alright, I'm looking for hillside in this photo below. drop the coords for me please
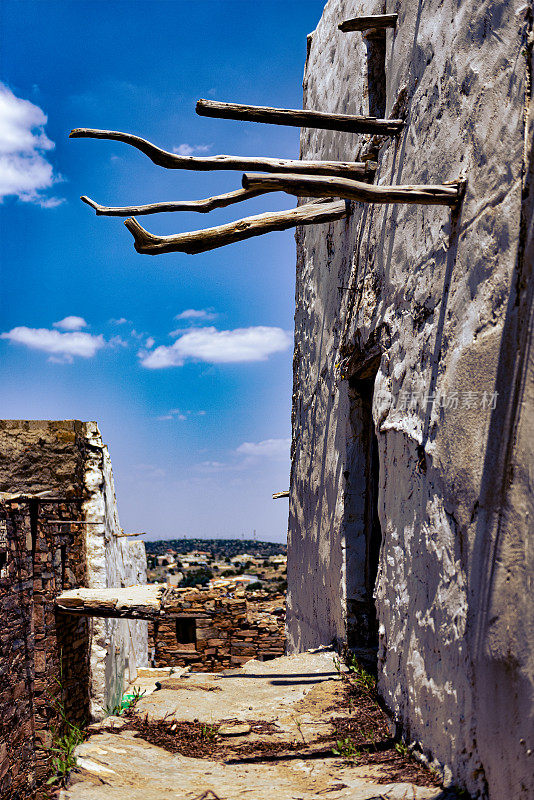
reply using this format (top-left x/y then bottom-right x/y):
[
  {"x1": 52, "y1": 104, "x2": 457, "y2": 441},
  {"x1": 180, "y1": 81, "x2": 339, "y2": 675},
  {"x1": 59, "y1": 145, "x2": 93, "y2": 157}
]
[{"x1": 144, "y1": 538, "x2": 287, "y2": 559}]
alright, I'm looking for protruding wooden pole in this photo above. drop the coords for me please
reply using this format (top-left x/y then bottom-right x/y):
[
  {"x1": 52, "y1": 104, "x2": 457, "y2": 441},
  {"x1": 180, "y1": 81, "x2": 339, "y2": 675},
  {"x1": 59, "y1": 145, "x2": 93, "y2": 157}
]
[
  {"x1": 339, "y1": 14, "x2": 398, "y2": 32},
  {"x1": 69, "y1": 128, "x2": 373, "y2": 179},
  {"x1": 272, "y1": 491, "x2": 290, "y2": 499},
  {"x1": 242, "y1": 173, "x2": 463, "y2": 207},
  {"x1": 80, "y1": 187, "x2": 269, "y2": 216},
  {"x1": 195, "y1": 99, "x2": 403, "y2": 136},
  {"x1": 124, "y1": 200, "x2": 348, "y2": 255}
]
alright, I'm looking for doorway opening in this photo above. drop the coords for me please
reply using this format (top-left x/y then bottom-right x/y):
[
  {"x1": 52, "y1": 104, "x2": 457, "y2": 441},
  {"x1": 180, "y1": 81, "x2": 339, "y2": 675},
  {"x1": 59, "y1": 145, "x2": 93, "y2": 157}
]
[
  {"x1": 345, "y1": 360, "x2": 382, "y2": 659},
  {"x1": 175, "y1": 618, "x2": 196, "y2": 651}
]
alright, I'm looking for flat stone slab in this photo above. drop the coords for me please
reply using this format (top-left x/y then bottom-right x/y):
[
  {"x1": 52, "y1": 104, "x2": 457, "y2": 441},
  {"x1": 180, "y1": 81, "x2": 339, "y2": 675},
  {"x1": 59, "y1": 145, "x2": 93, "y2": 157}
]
[
  {"x1": 63, "y1": 731, "x2": 444, "y2": 800},
  {"x1": 132, "y1": 650, "x2": 342, "y2": 724},
  {"x1": 55, "y1": 584, "x2": 165, "y2": 619},
  {"x1": 62, "y1": 652, "x2": 445, "y2": 800}
]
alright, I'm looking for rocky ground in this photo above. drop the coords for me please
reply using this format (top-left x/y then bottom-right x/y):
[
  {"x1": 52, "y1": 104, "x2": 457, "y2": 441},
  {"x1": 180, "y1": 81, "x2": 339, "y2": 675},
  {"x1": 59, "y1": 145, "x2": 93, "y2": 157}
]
[{"x1": 60, "y1": 651, "x2": 453, "y2": 800}]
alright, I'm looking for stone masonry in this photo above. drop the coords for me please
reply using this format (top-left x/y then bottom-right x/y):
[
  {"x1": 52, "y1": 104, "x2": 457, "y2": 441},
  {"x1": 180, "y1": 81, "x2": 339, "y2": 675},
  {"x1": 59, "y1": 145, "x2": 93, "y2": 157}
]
[
  {"x1": 150, "y1": 588, "x2": 285, "y2": 672},
  {"x1": 0, "y1": 420, "x2": 148, "y2": 798}
]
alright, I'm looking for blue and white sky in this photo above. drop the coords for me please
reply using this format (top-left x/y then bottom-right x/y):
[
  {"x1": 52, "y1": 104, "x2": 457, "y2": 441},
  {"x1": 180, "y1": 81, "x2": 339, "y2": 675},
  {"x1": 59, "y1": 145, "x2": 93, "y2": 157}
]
[{"x1": 0, "y1": 1, "x2": 326, "y2": 542}]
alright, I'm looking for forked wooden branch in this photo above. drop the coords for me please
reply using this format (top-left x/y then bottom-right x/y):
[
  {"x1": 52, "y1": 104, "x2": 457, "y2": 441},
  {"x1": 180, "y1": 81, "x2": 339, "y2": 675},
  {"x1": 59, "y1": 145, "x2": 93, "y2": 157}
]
[
  {"x1": 339, "y1": 14, "x2": 398, "y2": 32},
  {"x1": 69, "y1": 128, "x2": 372, "y2": 178},
  {"x1": 195, "y1": 99, "x2": 403, "y2": 136},
  {"x1": 80, "y1": 187, "x2": 269, "y2": 216},
  {"x1": 123, "y1": 200, "x2": 348, "y2": 255},
  {"x1": 241, "y1": 173, "x2": 463, "y2": 207}
]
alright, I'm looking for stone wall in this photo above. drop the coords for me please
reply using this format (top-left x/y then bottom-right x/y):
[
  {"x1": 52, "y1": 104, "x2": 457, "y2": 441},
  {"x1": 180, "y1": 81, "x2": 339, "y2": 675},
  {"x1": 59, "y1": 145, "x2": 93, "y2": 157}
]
[
  {"x1": 0, "y1": 494, "x2": 90, "y2": 798},
  {"x1": 0, "y1": 420, "x2": 148, "y2": 796},
  {"x1": 0, "y1": 502, "x2": 35, "y2": 799},
  {"x1": 150, "y1": 589, "x2": 285, "y2": 671},
  {"x1": 287, "y1": 2, "x2": 533, "y2": 798}
]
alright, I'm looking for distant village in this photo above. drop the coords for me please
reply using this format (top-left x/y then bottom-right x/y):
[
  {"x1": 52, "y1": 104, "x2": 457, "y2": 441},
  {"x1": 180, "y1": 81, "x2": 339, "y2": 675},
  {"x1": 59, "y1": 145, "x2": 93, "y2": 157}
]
[{"x1": 145, "y1": 538, "x2": 287, "y2": 594}]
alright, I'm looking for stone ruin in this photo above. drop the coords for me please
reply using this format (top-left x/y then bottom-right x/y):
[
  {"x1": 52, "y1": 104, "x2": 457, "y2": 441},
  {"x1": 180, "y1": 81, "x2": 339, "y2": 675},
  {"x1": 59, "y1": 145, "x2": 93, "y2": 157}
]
[
  {"x1": 149, "y1": 588, "x2": 285, "y2": 672},
  {"x1": 0, "y1": 421, "x2": 287, "y2": 798},
  {"x1": 2, "y1": 1, "x2": 533, "y2": 798},
  {"x1": 0, "y1": 420, "x2": 148, "y2": 799}
]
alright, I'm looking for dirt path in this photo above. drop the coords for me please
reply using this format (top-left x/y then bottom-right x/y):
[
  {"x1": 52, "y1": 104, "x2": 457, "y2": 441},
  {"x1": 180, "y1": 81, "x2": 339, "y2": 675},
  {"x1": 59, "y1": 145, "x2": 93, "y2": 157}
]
[{"x1": 62, "y1": 651, "x2": 450, "y2": 800}]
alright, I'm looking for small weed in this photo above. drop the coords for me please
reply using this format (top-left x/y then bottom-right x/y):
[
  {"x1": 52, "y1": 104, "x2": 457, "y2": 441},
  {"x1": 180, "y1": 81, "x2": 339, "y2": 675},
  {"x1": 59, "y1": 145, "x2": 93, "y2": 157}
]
[
  {"x1": 395, "y1": 740, "x2": 411, "y2": 758},
  {"x1": 200, "y1": 724, "x2": 218, "y2": 741},
  {"x1": 106, "y1": 686, "x2": 146, "y2": 717},
  {"x1": 293, "y1": 716, "x2": 307, "y2": 744},
  {"x1": 331, "y1": 737, "x2": 359, "y2": 761},
  {"x1": 47, "y1": 724, "x2": 85, "y2": 786},
  {"x1": 345, "y1": 654, "x2": 376, "y2": 693},
  {"x1": 45, "y1": 659, "x2": 85, "y2": 786}
]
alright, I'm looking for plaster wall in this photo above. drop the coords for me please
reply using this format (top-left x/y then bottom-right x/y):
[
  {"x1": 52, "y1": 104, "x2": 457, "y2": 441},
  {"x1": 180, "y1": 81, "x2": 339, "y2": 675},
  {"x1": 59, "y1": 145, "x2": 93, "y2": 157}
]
[
  {"x1": 287, "y1": 1, "x2": 533, "y2": 797},
  {"x1": 82, "y1": 422, "x2": 148, "y2": 718}
]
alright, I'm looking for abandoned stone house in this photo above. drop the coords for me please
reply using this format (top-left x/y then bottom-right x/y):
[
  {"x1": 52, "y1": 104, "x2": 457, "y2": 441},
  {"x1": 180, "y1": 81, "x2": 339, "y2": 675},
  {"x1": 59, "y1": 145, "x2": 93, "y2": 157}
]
[
  {"x1": 149, "y1": 589, "x2": 285, "y2": 672},
  {"x1": 0, "y1": 421, "x2": 286, "y2": 798},
  {"x1": 0, "y1": 420, "x2": 148, "y2": 799},
  {"x1": 1, "y1": 0, "x2": 532, "y2": 797},
  {"x1": 285, "y1": 2, "x2": 534, "y2": 800}
]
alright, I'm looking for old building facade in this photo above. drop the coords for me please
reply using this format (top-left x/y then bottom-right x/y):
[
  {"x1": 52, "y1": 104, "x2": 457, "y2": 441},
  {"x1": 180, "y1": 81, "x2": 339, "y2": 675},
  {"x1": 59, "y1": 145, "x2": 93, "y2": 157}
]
[
  {"x1": 286, "y1": 2, "x2": 534, "y2": 798},
  {"x1": 0, "y1": 421, "x2": 147, "y2": 798}
]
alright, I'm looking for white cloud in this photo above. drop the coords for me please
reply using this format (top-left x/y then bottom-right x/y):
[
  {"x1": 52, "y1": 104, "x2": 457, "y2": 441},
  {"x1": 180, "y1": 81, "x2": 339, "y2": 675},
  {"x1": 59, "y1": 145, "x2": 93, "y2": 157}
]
[
  {"x1": 1, "y1": 326, "x2": 105, "y2": 362},
  {"x1": 0, "y1": 83, "x2": 63, "y2": 206},
  {"x1": 109, "y1": 317, "x2": 130, "y2": 326},
  {"x1": 109, "y1": 335, "x2": 128, "y2": 348},
  {"x1": 156, "y1": 408, "x2": 203, "y2": 422},
  {"x1": 53, "y1": 315, "x2": 87, "y2": 331},
  {"x1": 236, "y1": 438, "x2": 290, "y2": 459},
  {"x1": 139, "y1": 326, "x2": 291, "y2": 369},
  {"x1": 172, "y1": 143, "x2": 212, "y2": 156},
  {"x1": 175, "y1": 308, "x2": 217, "y2": 322},
  {"x1": 145, "y1": 337, "x2": 155, "y2": 349},
  {"x1": 156, "y1": 408, "x2": 187, "y2": 422}
]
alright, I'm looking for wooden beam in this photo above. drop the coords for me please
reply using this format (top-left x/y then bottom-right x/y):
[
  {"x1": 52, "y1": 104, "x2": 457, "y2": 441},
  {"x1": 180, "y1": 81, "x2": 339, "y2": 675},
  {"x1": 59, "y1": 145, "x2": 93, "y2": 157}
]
[
  {"x1": 69, "y1": 128, "x2": 373, "y2": 179},
  {"x1": 339, "y1": 14, "x2": 398, "y2": 32},
  {"x1": 195, "y1": 99, "x2": 403, "y2": 136},
  {"x1": 272, "y1": 491, "x2": 290, "y2": 499},
  {"x1": 242, "y1": 173, "x2": 463, "y2": 207},
  {"x1": 80, "y1": 187, "x2": 270, "y2": 216},
  {"x1": 123, "y1": 200, "x2": 348, "y2": 255}
]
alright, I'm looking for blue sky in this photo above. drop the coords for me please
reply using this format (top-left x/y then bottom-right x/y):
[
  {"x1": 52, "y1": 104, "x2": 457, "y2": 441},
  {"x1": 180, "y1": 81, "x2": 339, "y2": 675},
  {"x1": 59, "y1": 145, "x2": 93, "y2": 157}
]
[{"x1": 0, "y1": 0, "x2": 326, "y2": 542}]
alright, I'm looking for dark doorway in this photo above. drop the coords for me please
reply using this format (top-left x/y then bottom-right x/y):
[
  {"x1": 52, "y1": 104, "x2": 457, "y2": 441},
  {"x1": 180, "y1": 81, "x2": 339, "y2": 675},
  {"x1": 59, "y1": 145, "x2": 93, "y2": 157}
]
[
  {"x1": 345, "y1": 363, "x2": 382, "y2": 656},
  {"x1": 175, "y1": 618, "x2": 196, "y2": 650}
]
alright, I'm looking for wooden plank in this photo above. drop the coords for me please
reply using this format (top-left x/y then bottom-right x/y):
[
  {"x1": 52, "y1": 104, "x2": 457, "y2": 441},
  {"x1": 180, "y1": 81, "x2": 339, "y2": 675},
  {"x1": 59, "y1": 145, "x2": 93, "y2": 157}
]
[
  {"x1": 339, "y1": 14, "x2": 398, "y2": 32},
  {"x1": 241, "y1": 173, "x2": 463, "y2": 207},
  {"x1": 196, "y1": 99, "x2": 403, "y2": 136},
  {"x1": 124, "y1": 200, "x2": 349, "y2": 256},
  {"x1": 69, "y1": 128, "x2": 373, "y2": 179}
]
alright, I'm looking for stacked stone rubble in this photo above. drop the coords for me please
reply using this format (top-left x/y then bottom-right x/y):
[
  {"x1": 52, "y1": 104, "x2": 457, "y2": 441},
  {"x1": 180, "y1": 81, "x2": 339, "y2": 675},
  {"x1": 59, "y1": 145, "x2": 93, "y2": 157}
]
[{"x1": 150, "y1": 587, "x2": 285, "y2": 671}]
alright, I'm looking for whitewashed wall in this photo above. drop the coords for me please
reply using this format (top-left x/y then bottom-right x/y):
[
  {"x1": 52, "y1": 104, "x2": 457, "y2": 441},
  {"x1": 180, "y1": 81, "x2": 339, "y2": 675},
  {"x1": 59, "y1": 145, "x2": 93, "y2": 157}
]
[
  {"x1": 287, "y1": 1, "x2": 533, "y2": 797},
  {"x1": 82, "y1": 423, "x2": 148, "y2": 719}
]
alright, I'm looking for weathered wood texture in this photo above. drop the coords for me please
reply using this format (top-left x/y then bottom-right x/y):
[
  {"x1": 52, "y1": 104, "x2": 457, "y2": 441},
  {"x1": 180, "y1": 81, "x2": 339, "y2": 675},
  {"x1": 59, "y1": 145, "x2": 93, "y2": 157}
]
[
  {"x1": 272, "y1": 491, "x2": 290, "y2": 499},
  {"x1": 124, "y1": 200, "x2": 348, "y2": 255},
  {"x1": 80, "y1": 188, "x2": 270, "y2": 216},
  {"x1": 195, "y1": 99, "x2": 403, "y2": 136},
  {"x1": 69, "y1": 128, "x2": 372, "y2": 178},
  {"x1": 242, "y1": 173, "x2": 463, "y2": 207},
  {"x1": 339, "y1": 14, "x2": 398, "y2": 32}
]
